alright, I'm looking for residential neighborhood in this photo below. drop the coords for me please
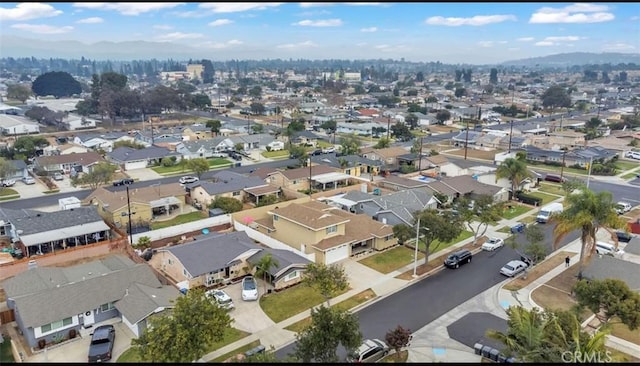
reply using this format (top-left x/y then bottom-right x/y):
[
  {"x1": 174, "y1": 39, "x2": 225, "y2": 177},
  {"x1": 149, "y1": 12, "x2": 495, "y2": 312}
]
[{"x1": 1, "y1": 48, "x2": 640, "y2": 363}]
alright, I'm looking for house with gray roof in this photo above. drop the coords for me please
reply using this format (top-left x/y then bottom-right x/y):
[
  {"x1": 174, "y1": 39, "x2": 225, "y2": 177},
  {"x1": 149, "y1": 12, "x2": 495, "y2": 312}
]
[
  {"x1": 107, "y1": 146, "x2": 180, "y2": 170},
  {"x1": 149, "y1": 231, "x2": 311, "y2": 291},
  {"x1": 424, "y1": 175, "x2": 509, "y2": 203},
  {"x1": 2, "y1": 254, "x2": 181, "y2": 346},
  {"x1": 5, "y1": 159, "x2": 28, "y2": 180},
  {"x1": 187, "y1": 170, "x2": 278, "y2": 207},
  {"x1": 582, "y1": 255, "x2": 640, "y2": 292},
  {"x1": 175, "y1": 137, "x2": 228, "y2": 160},
  {"x1": 452, "y1": 130, "x2": 482, "y2": 146},
  {"x1": 310, "y1": 154, "x2": 384, "y2": 177},
  {"x1": 0, "y1": 206, "x2": 111, "y2": 258},
  {"x1": 73, "y1": 132, "x2": 130, "y2": 152},
  {"x1": 226, "y1": 133, "x2": 276, "y2": 151}
]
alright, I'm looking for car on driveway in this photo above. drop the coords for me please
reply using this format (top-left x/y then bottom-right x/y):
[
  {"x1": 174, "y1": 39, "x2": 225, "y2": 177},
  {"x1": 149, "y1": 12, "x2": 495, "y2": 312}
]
[
  {"x1": 347, "y1": 339, "x2": 389, "y2": 363},
  {"x1": 500, "y1": 260, "x2": 528, "y2": 277},
  {"x1": 179, "y1": 176, "x2": 199, "y2": 185},
  {"x1": 53, "y1": 172, "x2": 64, "y2": 181},
  {"x1": 241, "y1": 276, "x2": 258, "y2": 301},
  {"x1": 206, "y1": 289, "x2": 235, "y2": 310},
  {"x1": 88, "y1": 324, "x2": 116, "y2": 363},
  {"x1": 321, "y1": 146, "x2": 335, "y2": 154},
  {"x1": 112, "y1": 178, "x2": 134, "y2": 186},
  {"x1": 615, "y1": 201, "x2": 632, "y2": 215},
  {"x1": 1, "y1": 179, "x2": 16, "y2": 187},
  {"x1": 482, "y1": 237, "x2": 505, "y2": 251},
  {"x1": 22, "y1": 176, "x2": 35, "y2": 185}
]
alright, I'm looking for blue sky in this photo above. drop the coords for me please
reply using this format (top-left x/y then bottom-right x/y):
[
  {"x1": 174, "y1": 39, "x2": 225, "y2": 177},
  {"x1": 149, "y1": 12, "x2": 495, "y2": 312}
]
[{"x1": 1, "y1": 2, "x2": 638, "y2": 64}]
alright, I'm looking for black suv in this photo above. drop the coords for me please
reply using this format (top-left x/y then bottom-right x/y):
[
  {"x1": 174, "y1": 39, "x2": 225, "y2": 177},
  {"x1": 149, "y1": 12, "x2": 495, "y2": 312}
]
[
  {"x1": 616, "y1": 231, "x2": 633, "y2": 243},
  {"x1": 113, "y1": 178, "x2": 134, "y2": 186},
  {"x1": 88, "y1": 324, "x2": 116, "y2": 362},
  {"x1": 444, "y1": 249, "x2": 472, "y2": 269}
]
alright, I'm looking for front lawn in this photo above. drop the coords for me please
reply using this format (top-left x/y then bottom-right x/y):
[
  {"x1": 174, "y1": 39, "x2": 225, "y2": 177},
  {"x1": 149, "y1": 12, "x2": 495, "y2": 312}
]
[
  {"x1": 536, "y1": 183, "x2": 566, "y2": 196},
  {"x1": 261, "y1": 150, "x2": 289, "y2": 159},
  {"x1": 151, "y1": 158, "x2": 231, "y2": 175},
  {"x1": 359, "y1": 245, "x2": 424, "y2": 274},
  {"x1": 621, "y1": 170, "x2": 640, "y2": 180},
  {"x1": 416, "y1": 230, "x2": 474, "y2": 253},
  {"x1": 527, "y1": 191, "x2": 560, "y2": 206},
  {"x1": 1, "y1": 336, "x2": 14, "y2": 362},
  {"x1": 0, "y1": 188, "x2": 18, "y2": 196},
  {"x1": 150, "y1": 211, "x2": 208, "y2": 230},
  {"x1": 615, "y1": 160, "x2": 640, "y2": 171},
  {"x1": 210, "y1": 340, "x2": 261, "y2": 363},
  {"x1": 500, "y1": 204, "x2": 534, "y2": 220},
  {"x1": 260, "y1": 284, "x2": 348, "y2": 323}
]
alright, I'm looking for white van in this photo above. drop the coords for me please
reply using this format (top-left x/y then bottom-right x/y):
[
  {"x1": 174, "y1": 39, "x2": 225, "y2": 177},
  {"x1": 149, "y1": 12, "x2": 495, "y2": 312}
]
[
  {"x1": 595, "y1": 242, "x2": 624, "y2": 257},
  {"x1": 536, "y1": 202, "x2": 563, "y2": 224}
]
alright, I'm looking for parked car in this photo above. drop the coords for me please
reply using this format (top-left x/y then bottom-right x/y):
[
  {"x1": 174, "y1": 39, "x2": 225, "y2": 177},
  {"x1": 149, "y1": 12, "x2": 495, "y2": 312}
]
[
  {"x1": 241, "y1": 276, "x2": 258, "y2": 301},
  {"x1": 616, "y1": 231, "x2": 633, "y2": 243},
  {"x1": 482, "y1": 237, "x2": 505, "y2": 251},
  {"x1": 347, "y1": 339, "x2": 389, "y2": 363},
  {"x1": 443, "y1": 249, "x2": 472, "y2": 269},
  {"x1": 615, "y1": 201, "x2": 632, "y2": 215},
  {"x1": 544, "y1": 174, "x2": 566, "y2": 183},
  {"x1": 53, "y1": 172, "x2": 64, "y2": 181},
  {"x1": 595, "y1": 242, "x2": 625, "y2": 257},
  {"x1": 309, "y1": 149, "x2": 322, "y2": 156},
  {"x1": 88, "y1": 324, "x2": 116, "y2": 363},
  {"x1": 22, "y1": 176, "x2": 35, "y2": 185},
  {"x1": 510, "y1": 222, "x2": 526, "y2": 234},
  {"x1": 112, "y1": 178, "x2": 134, "y2": 186},
  {"x1": 625, "y1": 151, "x2": 640, "y2": 160},
  {"x1": 321, "y1": 146, "x2": 335, "y2": 154},
  {"x1": 206, "y1": 289, "x2": 235, "y2": 310},
  {"x1": 500, "y1": 260, "x2": 528, "y2": 277},
  {"x1": 179, "y1": 176, "x2": 199, "y2": 185},
  {"x1": 211, "y1": 152, "x2": 227, "y2": 158},
  {"x1": 1, "y1": 179, "x2": 16, "y2": 187}
]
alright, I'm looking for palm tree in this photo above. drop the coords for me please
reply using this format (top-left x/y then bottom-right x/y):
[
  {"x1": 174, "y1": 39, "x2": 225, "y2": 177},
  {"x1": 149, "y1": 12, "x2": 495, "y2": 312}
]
[
  {"x1": 551, "y1": 187, "x2": 626, "y2": 278},
  {"x1": 486, "y1": 306, "x2": 548, "y2": 362},
  {"x1": 253, "y1": 253, "x2": 279, "y2": 294},
  {"x1": 495, "y1": 157, "x2": 532, "y2": 200}
]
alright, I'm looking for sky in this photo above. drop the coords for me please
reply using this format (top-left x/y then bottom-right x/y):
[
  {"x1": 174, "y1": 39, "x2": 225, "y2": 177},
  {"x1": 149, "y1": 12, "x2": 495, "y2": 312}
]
[{"x1": 1, "y1": 2, "x2": 639, "y2": 64}]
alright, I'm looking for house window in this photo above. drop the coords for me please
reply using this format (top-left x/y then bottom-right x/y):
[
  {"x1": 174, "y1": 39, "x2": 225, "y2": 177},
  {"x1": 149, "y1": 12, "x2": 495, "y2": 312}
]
[
  {"x1": 40, "y1": 317, "x2": 73, "y2": 333},
  {"x1": 233, "y1": 191, "x2": 240, "y2": 196},
  {"x1": 326, "y1": 225, "x2": 337, "y2": 234},
  {"x1": 292, "y1": 180, "x2": 298, "y2": 184},
  {"x1": 100, "y1": 302, "x2": 115, "y2": 312},
  {"x1": 285, "y1": 271, "x2": 299, "y2": 281},
  {"x1": 168, "y1": 259, "x2": 173, "y2": 265},
  {"x1": 183, "y1": 269, "x2": 187, "y2": 276},
  {"x1": 273, "y1": 215, "x2": 278, "y2": 221}
]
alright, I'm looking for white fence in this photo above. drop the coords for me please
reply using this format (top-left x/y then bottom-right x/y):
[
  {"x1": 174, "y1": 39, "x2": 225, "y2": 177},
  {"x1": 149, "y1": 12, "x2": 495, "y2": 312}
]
[
  {"x1": 233, "y1": 220, "x2": 316, "y2": 262},
  {"x1": 131, "y1": 215, "x2": 231, "y2": 243}
]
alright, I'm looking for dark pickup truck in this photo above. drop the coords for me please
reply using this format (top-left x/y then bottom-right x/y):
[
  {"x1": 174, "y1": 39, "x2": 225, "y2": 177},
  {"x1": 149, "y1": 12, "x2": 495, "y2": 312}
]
[{"x1": 88, "y1": 325, "x2": 116, "y2": 362}]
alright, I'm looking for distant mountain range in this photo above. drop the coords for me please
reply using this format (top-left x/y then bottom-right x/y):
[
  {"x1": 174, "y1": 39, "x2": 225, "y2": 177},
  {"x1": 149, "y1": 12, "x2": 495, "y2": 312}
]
[{"x1": 501, "y1": 52, "x2": 640, "y2": 67}]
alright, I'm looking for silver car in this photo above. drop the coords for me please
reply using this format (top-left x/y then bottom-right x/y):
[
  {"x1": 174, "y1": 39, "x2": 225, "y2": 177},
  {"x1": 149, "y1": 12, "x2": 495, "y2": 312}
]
[
  {"x1": 206, "y1": 289, "x2": 235, "y2": 310},
  {"x1": 347, "y1": 339, "x2": 389, "y2": 363},
  {"x1": 500, "y1": 260, "x2": 528, "y2": 277}
]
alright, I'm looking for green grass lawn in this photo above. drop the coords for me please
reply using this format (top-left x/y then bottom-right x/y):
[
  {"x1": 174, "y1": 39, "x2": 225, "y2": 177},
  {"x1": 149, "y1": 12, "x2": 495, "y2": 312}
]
[
  {"x1": 537, "y1": 183, "x2": 566, "y2": 196},
  {"x1": 500, "y1": 204, "x2": 534, "y2": 220},
  {"x1": 210, "y1": 340, "x2": 261, "y2": 363},
  {"x1": 261, "y1": 150, "x2": 289, "y2": 159},
  {"x1": 528, "y1": 163, "x2": 588, "y2": 176},
  {"x1": 615, "y1": 160, "x2": 640, "y2": 171},
  {"x1": 621, "y1": 170, "x2": 640, "y2": 180},
  {"x1": 0, "y1": 188, "x2": 19, "y2": 196},
  {"x1": 415, "y1": 230, "x2": 474, "y2": 253},
  {"x1": 316, "y1": 140, "x2": 335, "y2": 148},
  {"x1": 116, "y1": 327, "x2": 250, "y2": 363},
  {"x1": 260, "y1": 284, "x2": 348, "y2": 323},
  {"x1": 1, "y1": 336, "x2": 15, "y2": 362},
  {"x1": 521, "y1": 215, "x2": 537, "y2": 224},
  {"x1": 528, "y1": 191, "x2": 560, "y2": 206},
  {"x1": 496, "y1": 226, "x2": 512, "y2": 234},
  {"x1": 151, "y1": 158, "x2": 232, "y2": 175},
  {"x1": 150, "y1": 211, "x2": 207, "y2": 230},
  {"x1": 359, "y1": 245, "x2": 425, "y2": 274}
]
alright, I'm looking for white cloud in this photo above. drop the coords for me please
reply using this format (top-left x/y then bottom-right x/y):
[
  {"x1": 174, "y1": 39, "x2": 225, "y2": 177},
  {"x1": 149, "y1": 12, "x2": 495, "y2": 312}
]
[
  {"x1": 73, "y1": 3, "x2": 184, "y2": 16},
  {"x1": 374, "y1": 44, "x2": 410, "y2": 52},
  {"x1": 227, "y1": 39, "x2": 243, "y2": 45},
  {"x1": 535, "y1": 41, "x2": 555, "y2": 46},
  {"x1": 293, "y1": 19, "x2": 343, "y2": 27},
  {"x1": 76, "y1": 17, "x2": 104, "y2": 24},
  {"x1": 0, "y1": 3, "x2": 62, "y2": 21},
  {"x1": 603, "y1": 42, "x2": 636, "y2": 51},
  {"x1": 425, "y1": 14, "x2": 517, "y2": 26},
  {"x1": 544, "y1": 36, "x2": 584, "y2": 42},
  {"x1": 10, "y1": 23, "x2": 73, "y2": 34},
  {"x1": 198, "y1": 3, "x2": 283, "y2": 13},
  {"x1": 198, "y1": 39, "x2": 244, "y2": 49},
  {"x1": 360, "y1": 27, "x2": 377, "y2": 32},
  {"x1": 277, "y1": 40, "x2": 317, "y2": 49},
  {"x1": 529, "y1": 4, "x2": 614, "y2": 24},
  {"x1": 508, "y1": 47, "x2": 520, "y2": 51},
  {"x1": 208, "y1": 19, "x2": 234, "y2": 27},
  {"x1": 517, "y1": 37, "x2": 535, "y2": 42},
  {"x1": 477, "y1": 41, "x2": 494, "y2": 48},
  {"x1": 153, "y1": 24, "x2": 173, "y2": 30},
  {"x1": 299, "y1": 2, "x2": 385, "y2": 7},
  {"x1": 155, "y1": 32, "x2": 205, "y2": 42},
  {"x1": 631, "y1": 16, "x2": 640, "y2": 21}
]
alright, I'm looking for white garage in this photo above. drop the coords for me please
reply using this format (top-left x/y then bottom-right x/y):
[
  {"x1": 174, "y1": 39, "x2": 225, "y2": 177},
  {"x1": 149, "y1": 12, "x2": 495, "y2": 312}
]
[
  {"x1": 124, "y1": 160, "x2": 149, "y2": 170},
  {"x1": 323, "y1": 244, "x2": 350, "y2": 265}
]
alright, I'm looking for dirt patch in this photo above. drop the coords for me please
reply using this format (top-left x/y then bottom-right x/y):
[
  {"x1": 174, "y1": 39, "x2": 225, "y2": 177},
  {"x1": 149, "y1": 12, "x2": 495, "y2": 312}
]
[
  {"x1": 503, "y1": 251, "x2": 573, "y2": 291},
  {"x1": 545, "y1": 263, "x2": 580, "y2": 293},
  {"x1": 607, "y1": 317, "x2": 640, "y2": 346},
  {"x1": 443, "y1": 148, "x2": 501, "y2": 161}
]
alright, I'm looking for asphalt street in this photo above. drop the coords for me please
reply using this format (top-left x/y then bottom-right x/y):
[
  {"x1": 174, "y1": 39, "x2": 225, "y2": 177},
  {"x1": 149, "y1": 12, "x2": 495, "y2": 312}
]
[{"x1": 275, "y1": 224, "x2": 579, "y2": 361}]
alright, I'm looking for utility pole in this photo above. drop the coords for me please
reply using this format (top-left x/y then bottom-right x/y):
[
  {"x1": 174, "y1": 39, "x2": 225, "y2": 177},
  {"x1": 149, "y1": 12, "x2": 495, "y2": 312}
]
[
  {"x1": 560, "y1": 148, "x2": 567, "y2": 182},
  {"x1": 308, "y1": 158, "x2": 313, "y2": 197},
  {"x1": 413, "y1": 216, "x2": 421, "y2": 278},
  {"x1": 464, "y1": 118, "x2": 470, "y2": 160},
  {"x1": 418, "y1": 136, "x2": 424, "y2": 172},
  {"x1": 508, "y1": 120, "x2": 514, "y2": 153},
  {"x1": 246, "y1": 115, "x2": 250, "y2": 134},
  {"x1": 387, "y1": 115, "x2": 391, "y2": 140},
  {"x1": 126, "y1": 186, "x2": 133, "y2": 246}
]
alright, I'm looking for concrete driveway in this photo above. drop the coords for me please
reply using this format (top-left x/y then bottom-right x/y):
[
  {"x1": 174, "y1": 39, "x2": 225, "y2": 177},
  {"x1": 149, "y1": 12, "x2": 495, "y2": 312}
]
[
  {"x1": 338, "y1": 257, "x2": 384, "y2": 290},
  {"x1": 223, "y1": 280, "x2": 276, "y2": 333},
  {"x1": 26, "y1": 319, "x2": 134, "y2": 363}
]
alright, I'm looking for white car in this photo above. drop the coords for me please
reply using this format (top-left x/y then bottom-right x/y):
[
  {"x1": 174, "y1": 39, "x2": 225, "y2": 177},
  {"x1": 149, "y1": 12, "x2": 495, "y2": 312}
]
[
  {"x1": 178, "y1": 176, "x2": 199, "y2": 185},
  {"x1": 206, "y1": 289, "x2": 235, "y2": 310},
  {"x1": 241, "y1": 276, "x2": 258, "y2": 301},
  {"x1": 615, "y1": 201, "x2": 632, "y2": 215},
  {"x1": 1, "y1": 179, "x2": 16, "y2": 187},
  {"x1": 321, "y1": 147, "x2": 335, "y2": 154},
  {"x1": 625, "y1": 151, "x2": 640, "y2": 160},
  {"x1": 500, "y1": 260, "x2": 528, "y2": 277},
  {"x1": 482, "y1": 237, "x2": 505, "y2": 251},
  {"x1": 22, "y1": 176, "x2": 35, "y2": 185}
]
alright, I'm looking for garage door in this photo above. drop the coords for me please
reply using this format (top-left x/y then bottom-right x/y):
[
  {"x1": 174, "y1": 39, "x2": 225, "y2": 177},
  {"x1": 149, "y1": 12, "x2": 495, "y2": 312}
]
[
  {"x1": 325, "y1": 244, "x2": 349, "y2": 265},
  {"x1": 125, "y1": 161, "x2": 148, "y2": 170}
]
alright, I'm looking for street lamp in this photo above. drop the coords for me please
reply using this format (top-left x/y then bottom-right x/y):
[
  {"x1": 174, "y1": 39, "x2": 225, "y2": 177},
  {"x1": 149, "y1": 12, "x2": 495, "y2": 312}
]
[{"x1": 413, "y1": 221, "x2": 429, "y2": 277}]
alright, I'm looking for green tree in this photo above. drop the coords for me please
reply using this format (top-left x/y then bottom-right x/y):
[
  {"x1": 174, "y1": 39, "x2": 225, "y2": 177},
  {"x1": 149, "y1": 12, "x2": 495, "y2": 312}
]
[
  {"x1": 456, "y1": 195, "x2": 503, "y2": 244},
  {"x1": 136, "y1": 236, "x2": 151, "y2": 249},
  {"x1": 496, "y1": 157, "x2": 532, "y2": 200},
  {"x1": 541, "y1": 85, "x2": 572, "y2": 109},
  {"x1": 339, "y1": 134, "x2": 361, "y2": 156},
  {"x1": 573, "y1": 278, "x2": 640, "y2": 330},
  {"x1": 13, "y1": 136, "x2": 49, "y2": 158},
  {"x1": 252, "y1": 253, "x2": 279, "y2": 294},
  {"x1": 436, "y1": 110, "x2": 451, "y2": 124},
  {"x1": 131, "y1": 288, "x2": 232, "y2": 362},
  {"x1": 0, "y1": 158, "x2": 16, "y2": 191},
  {"x1": 552, "y1": 187, "x2": 627, "y2": 278},
  {"x1": 320, "y1": 120, "x2": 337, "y2": 133},
  {"x1": 251, "y1": 123, "x2": 264, "y2": 134},
  {"x1": 185, "y1": 158, "x2": 209, "y2": 179},
  {"x1": 374, "y1": 137, "x2": 391, "y2": 149},
  {"x1": 303, "y1": 263, "x2": 349, "y2": 306},
  {"x1": 6, "y1": 84, "x2": 32, "y2": 103},
  {"x1": 256, "y1": 194, "x2": 278, "y2": 207},
  {"x1": 405, "y1": 114, "x2": 418, "y2": 129},
  {"x1": 454, "y1": 87, "x2": 467, "y2": 98},
  {"x1": 76, "y1": 162, "x2": 117, "y2": 189},
  {"x1": 385, "y1": 325, "x2": 412, "y2": 361},
  {"x1": 191, "y1": 93, "x2": 211, "y2": 109},
  {"x1": 113, "y1": 140, "x2": 146, "y2": 149},
  {"x1": 489, "y1": 68, "x2": 499, "y2": 84},
  {"x1": 32, "y1": 71, "x2": 82, "y2": 98},
  {"x1": 415, "y1": 209, "x2": 463, "y2": 264},
  {"x1": 211, "y1": 197, "x2": 243, "y2": 213},
  {"x1": 205, "y1": 119, "x2": 222, "y2": 136},
  {"x1": 293, "y1": 305, "x2": 362, "y2": 363},
  {"x1": 288, "y1": 144, "x2": 307, "y2": 161},
  {"x1": 393, "y1": 224, "x2": 414, "y2": 245}
]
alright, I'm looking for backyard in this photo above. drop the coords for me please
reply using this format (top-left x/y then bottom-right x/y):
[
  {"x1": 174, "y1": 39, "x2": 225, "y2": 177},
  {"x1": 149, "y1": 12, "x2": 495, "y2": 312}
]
[{"x1": 150, "y1": 211, "x2": 208, "y2": 230}]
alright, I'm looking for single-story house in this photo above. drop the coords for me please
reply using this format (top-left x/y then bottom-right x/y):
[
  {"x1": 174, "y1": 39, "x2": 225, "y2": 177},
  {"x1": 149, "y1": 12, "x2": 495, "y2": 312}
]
[
  {"x1": 0, "y1": 114, "x2": 40, "y2": 135},
  {"x1": 309, "y1": 154, "x2": 383, "y2": 177},
  {"x1": 4, "y1": 159, "x2": 28, "y2": 179},
  {"x1": 258, "y1": 164, "x2": 340, "y2": 193},
  {"x1": 174, "y1": 138, "x2": 229, "y2": 160},
  {"x1": 149, "y1": 231, "x2": 312, "y2": 291},
  {"x1": 582, "y1": 255, "x2": 640, "y2": 292},
  {"x1": 33, "y1": 151, "x2": 106, "y2": 175},
  {"x1": 187, "y1": 170, "x2": 277, "y2": 207},
  {"x1": 360, "y1": 146, "x2": 411, "y2": 172},
  {"x1": 2, "y1": 254, "x2": 181, "y2": 346},
  {"x1": 107, "y1": 146, "x2": 180, "y2": 170}
]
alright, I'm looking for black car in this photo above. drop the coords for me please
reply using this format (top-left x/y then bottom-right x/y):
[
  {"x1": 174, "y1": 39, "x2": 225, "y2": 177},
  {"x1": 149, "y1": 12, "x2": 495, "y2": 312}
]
[
  {"x1": 113, "y1": 178, "x2": 134, "y2": 186},
  {"x1": 616, "y1": 231, "x2": 633, "y2": 243},
  {"x1": 443, "y1": 249, "x2": 472, "y2": 269},
  {"x1": 309, "y1": 149, "x2": 322, "y2": 156},
  {"x1": 88, "y1": 324, "x2": 116, "y2": 362}
]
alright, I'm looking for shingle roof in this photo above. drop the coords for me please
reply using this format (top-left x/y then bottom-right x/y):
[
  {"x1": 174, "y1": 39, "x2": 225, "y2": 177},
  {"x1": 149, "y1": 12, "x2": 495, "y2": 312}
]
[
  {"x1": 107, "y1": 146, "x2": 176, "y2": 162},
  {"x1": 84, "y1": 183, "x2": 186, "y2": 211},
  {"x1": 35, "y1": 151, "x2": 104, "y2": 166},
  {"x1": 192, "y1": 171, "x2": 267, "y2": 195},
  {"x1": 247, "y1": 248, "x2": 311, "y2": 278},
  {"x1": 582, "y1": 255, "x2": 640, "y2": 291},
  {"x1": 271, "y1": 202, "x2": 350, "y2": 230},
  {"x1": 279, "y1": 164, "x2": 338, "y2": 180},
  {"x1": 0, "y1": 206, "x2": 105, "y2": 236},
  {"x1": 115, "y1": 282, "x2": 181, "y2": 324}
]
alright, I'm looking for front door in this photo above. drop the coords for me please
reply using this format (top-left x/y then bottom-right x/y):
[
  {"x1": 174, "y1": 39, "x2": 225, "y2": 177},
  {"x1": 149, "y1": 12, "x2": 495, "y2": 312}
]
[{"x1": 83, "y1": 309, "x2": 95, "y2": 326}]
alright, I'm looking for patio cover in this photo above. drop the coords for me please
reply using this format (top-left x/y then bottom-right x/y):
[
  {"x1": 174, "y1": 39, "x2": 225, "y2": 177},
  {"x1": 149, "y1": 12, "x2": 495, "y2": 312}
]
[
  {"x1": 149, "y1": 196, "x2": 182, "y2": 208},
  {"x1": 19, "y1": 221, "x2": 110, "y2": 247},
  {"x1": 313, "y1": 172, "x2": 351, "y2": 184}
]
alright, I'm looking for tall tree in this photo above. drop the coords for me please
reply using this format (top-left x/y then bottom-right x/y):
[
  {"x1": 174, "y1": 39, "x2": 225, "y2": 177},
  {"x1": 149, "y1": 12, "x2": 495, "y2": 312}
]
[
  {"x1": 573, "y1": 278, "x2": 640, "y2": 330},
  {"x1": 541, "y1": 85, "x2": 572, "y2": 109},
  {"x1": 339, "y1": 135, "x2": 361, "y2": 156},
  {"x1": 435, "y1": 110, "x2": 451, "y2": 124},
  {"x1": 6, "y1": 84, "x2": 32, "y2": 103},
  {"x1": 131, "y1": 288, "x2": 232, "y2": 362},
  {"x1": 293, "y1": 305, "x2": 362, "y2": 363},
  {"x1": 496, "y1": 157, "x2": 532, "y2": 200},
  {"x1": 456, "y1": 195, "x2": 503, "y2": 244},
  {"x1": 489, "y1": 68, "x2": 499, "y2": 84},
  {"x1": 32, "y1": 71, "x2": 81, "y2": 98},
  {"x1": 205, "y1": 119, "x2": 222, "y2": 136},
  {"x1": 252, "y1": 253, "x2": 279, "y2": 294},
  {"x1": 73, "y1": 162, "x2": 117, "y2": 189},
  {"x1": 303, "y1": 263, "x2": 349, "y2": 306},
  {"x1": 185, "y1": 158, "x2": 209, "y2": 179},
  {"x1": 551, "y1": 187, "x2": 627, "y2": 278},
  {"x1": 415, "y1": 209, "x2": 463, "y2": 264}
]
